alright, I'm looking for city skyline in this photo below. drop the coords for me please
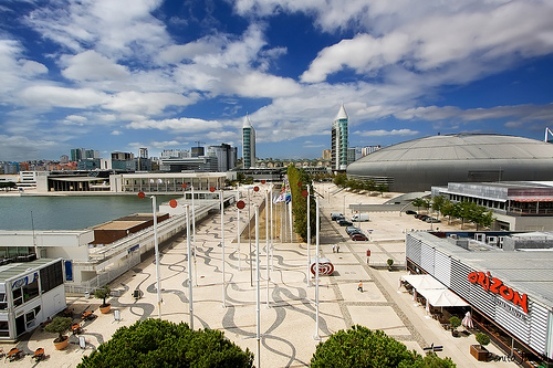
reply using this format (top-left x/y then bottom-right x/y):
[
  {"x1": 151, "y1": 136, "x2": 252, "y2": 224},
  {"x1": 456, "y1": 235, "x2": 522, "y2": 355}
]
[{"x1": 2, "y1": 1, "x2": 553, "y2": 161}]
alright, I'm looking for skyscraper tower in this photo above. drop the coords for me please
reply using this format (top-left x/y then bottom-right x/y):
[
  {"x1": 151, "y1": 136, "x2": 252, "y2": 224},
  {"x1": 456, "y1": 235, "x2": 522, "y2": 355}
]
[
  {"x1": 242, "y1": 116, "x2": 256, "y2": 169},
  {"x1": 331, "y1": 105, "x2": 349, "y2": 171}
]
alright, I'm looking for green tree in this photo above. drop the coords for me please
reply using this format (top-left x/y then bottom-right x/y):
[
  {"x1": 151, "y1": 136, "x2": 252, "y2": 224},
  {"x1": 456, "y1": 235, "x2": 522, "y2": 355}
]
[
  {"x1": 441, "y1": 200, "x2": 455, "y2": 224},
  {"x1": 44, "y1": 316, "x2": 72, "y2": 343},
  {"x1": 333, "y1": 173, "x2": 347, "y2": 187},
  {"x1": 287, "y1": 165, "x2": 315, "y2": 242},
  {"x1": 475, "y1": 333, "x2": 491, "y2": 349},
  {"x1": 310, "y1": 325, "x2": 456, "y2": 368},
  {"x1": 77, "y1": 319, "x2": 253, "y2": 368},
  {"x1": 431, "y1": 196, "x2": 446, "y2": 220},
  {"x1": 411, "y1": 198, "x2": 426, "y2": 213},
  {"x1": 376, "y1": 183, "x2": 389, "y2": 197}
]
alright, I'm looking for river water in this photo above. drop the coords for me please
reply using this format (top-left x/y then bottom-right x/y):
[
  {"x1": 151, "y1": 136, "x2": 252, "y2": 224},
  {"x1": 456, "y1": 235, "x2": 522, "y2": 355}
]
[{"x1": 0, "y1": 195, "x2": 179, "y2": 231}]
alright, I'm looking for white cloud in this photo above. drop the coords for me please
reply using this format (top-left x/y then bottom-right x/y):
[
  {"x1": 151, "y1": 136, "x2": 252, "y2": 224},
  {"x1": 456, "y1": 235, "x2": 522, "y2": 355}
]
[
  {"x1": 355, "y1": 129, "x2": 419, "y2": 137},
  {"x1": 18, "y1": 85, "x2": 107, "y2": 108},
  {"x1": 61, "y1": 50, "x2": 130, "y2": 82},
  {"x1": 127, "y1": 117, "x2": 223, "y2": 133},
  {"x1": 103, "y1": 91, "x2": 197, "y2": 115}
]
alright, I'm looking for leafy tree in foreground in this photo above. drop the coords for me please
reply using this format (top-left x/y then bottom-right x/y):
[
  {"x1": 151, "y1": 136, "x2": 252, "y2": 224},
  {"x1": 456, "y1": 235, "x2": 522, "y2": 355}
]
[
  {"x1": 77, "y1": 319, "x2": 253, "y2": 368},
  {"x1": 310, "y1": 325, "x2": 456, "y2": 368}
]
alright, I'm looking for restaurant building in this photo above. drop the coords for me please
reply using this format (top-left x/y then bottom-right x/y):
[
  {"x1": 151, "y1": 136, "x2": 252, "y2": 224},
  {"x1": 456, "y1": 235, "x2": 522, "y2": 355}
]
[
  {"x1": 0, "y1": 258, "x2": 66, "y2": 341},
  {"x1": 406, "y1": 230, "x2": 553, "y2": 367}
]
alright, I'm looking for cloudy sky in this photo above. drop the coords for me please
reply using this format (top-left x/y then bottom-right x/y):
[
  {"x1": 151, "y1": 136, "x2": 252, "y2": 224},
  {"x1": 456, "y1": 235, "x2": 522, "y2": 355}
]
[{"x1": 2, "y1": 0, "x2": 553, "y2": 161}]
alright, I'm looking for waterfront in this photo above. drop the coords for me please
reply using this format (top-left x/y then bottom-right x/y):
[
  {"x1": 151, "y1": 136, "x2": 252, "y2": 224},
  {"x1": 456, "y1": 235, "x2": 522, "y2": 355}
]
[{"x1": 0, "y1": 195, "x2": 179, "y2": 231}]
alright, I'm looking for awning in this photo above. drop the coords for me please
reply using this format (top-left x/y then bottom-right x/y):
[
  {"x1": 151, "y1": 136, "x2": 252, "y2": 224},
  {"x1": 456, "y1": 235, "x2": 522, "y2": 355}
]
[
  {"x1": 401, "y1": 274, "x2": 469, "y2": 307},
  {"x1": 426, "y1": 289, "x2": 469, "y2": 307},
  {"x1": 401, "y1": 274, "x2": 445, "y2": 291}
]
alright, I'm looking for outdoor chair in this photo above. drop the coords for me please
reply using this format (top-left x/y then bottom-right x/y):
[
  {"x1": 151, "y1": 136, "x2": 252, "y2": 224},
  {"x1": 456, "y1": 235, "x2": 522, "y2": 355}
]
[
  {"x1": 7, "y1": 347, "x2": 23, "y2": 361},
  {"x1": 32, "y1": 347, "x2": 45, "y2": 361}
]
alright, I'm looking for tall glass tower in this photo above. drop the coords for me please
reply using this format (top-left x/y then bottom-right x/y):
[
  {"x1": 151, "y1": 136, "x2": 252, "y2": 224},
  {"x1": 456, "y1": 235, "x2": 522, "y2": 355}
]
[
  {"x1": 331, "y1": 105, "x2": 349, "y2": 171},
  {"x1": 242, "y1": 116, "x2": 256, "y2": 169}
]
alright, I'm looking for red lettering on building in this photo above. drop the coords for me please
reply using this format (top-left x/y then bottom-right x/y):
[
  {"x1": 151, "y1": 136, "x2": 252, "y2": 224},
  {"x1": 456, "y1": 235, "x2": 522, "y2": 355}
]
[{"x1": 467, "y1": 271, "x2": 529, "y2": 314}]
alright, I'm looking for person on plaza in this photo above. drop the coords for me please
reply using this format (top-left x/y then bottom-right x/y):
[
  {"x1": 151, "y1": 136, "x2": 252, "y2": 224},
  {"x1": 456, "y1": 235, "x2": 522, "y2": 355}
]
[
  {"x1": 357, "y1": 281, "x2": 363, "y2": 292},
  {"x1": 332, "y1": 244, "x2": 336, "y2": 253}
]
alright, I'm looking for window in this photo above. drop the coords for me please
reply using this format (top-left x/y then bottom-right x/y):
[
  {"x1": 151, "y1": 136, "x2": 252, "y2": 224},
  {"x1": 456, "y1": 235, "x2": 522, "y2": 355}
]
[{"x1": 40, "y1": 261, "x2": 64, "y2": 293}]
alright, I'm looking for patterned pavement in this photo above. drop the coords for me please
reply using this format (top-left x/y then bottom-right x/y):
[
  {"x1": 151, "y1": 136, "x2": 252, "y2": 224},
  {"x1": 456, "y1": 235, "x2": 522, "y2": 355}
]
[{"x1": 3, "y1": 184, "x2": 517, "y2": 367}]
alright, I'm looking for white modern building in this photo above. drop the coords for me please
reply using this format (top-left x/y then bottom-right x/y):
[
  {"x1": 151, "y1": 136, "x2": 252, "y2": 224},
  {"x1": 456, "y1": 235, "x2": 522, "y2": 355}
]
[
  {"x1": 0, "y1": 258, "x2": 66, "y2": 340},
  {"x1": 331, "y1": 105, "x2": 349, "y2": 171},
  {"x1": 242, "y1": 116, "x2": 256, "y2": 169}
]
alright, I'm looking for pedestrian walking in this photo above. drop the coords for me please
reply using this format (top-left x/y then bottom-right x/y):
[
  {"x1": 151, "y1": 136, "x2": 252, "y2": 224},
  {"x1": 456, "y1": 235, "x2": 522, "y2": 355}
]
[
  {"x1": 357, "y1": 281, "x2": 363, "y2": 292},
  {"x1": 332, "y1": 244, "x2": 336, "y2": 253}
]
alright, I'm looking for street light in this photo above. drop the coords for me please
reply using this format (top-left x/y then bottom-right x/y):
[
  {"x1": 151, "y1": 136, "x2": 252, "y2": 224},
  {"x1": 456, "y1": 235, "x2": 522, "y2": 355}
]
[
  {"x1": 302, "y1": 185, "x2": 311, "y2": 286},
  {"x1": 314, "y1": 197, "x2": 320, "y2": 340},
  {"x1": 137, "y1": 191, "x2": 162, "y2": 318},
  {"x1": 247, "y1": 185, "x2": 259, "y2": 286},
  {"x1": 169, "y1": 199, "x2": 194, "y2": 328},
  {"x1": 255, "y1": 204, "x2": 261, "y2": 368},
  {"x1": 210, "y1": 186, "x2": 226, "y2": 307}
]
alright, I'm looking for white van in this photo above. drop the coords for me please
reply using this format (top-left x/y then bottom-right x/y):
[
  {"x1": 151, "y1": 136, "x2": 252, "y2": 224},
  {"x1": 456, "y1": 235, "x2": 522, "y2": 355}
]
[{"x1": 351, "y1": 213, "x2": 369, "y2": 222}]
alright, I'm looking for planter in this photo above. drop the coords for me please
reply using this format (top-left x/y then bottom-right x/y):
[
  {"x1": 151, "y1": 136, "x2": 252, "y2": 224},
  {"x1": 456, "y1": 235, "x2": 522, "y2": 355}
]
[
  {"x1": 99, "y1": 304, "x2": 111, "y2": 314},
  {"x1": 53, "y1": 336, "x2": 70, "y2": 350},
  {"x1": 470, "y1": 344, "x2": 488, "y2": 361}
]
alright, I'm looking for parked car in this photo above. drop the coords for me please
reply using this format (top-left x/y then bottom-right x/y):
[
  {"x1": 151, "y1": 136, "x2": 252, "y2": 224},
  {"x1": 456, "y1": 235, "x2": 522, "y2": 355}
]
[
  {"x1": 334, "y1": 215, "x2": 346, "y2": 222},
  {"x1": 345, "y1": 226, "x2": 362, "y2": 235},
  {"x1": 350, "y1": 233, "x2": 369, "y2": 241},
  {"x1": 426, "y1": 217, "x2": 440, "y2": 223},
  {"x1": 337, "y1": 219, "x2": 353, "y2": 226},
  {"x1": 417, "y1": 215, "x2": 430, "y2": 221},
  {"x1": 405, "y1": 210, "x2": 417, "y2": 215},
  {"x1": 331, "y1": 212, "x2": 344, "y2": 221}
]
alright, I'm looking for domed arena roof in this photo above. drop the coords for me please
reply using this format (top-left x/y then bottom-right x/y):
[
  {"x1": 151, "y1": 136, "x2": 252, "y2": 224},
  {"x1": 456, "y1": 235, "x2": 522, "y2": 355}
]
[{"x1": 347, "y1": 134, "x2": 553, "y2": 192}]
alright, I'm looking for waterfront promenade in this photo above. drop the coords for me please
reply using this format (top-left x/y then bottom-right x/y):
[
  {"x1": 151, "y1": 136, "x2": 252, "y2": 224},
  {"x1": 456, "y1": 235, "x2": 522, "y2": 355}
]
[{"x1": 0, "y1": 184, "x2": 516, "y2": 367}]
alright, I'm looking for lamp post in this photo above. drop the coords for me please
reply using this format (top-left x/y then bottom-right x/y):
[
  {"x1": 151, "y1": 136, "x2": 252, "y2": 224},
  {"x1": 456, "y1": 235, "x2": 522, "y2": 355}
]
[
  {"x1": 138, "y1": 192, "x2": 162, "y2": 318},
  {"x1": 247, "y1": 185, "x2": 260, "y2": 287},
  {"x1": 265, "y1": 189, "x2": 271, "y2": 307},
  {"x1": 169, "y1": 199, "x2": 194, "y2": 327},
  {"x1": 211, "y1": 186, "x2": 226, "y2": 307},
  {"x1": 255, "y1": 205, "x2": 261, "y2": 368},
  {"x1": 302, "y1": 185, "x2": 311, "y2": 286},
  {"x1": 186, "y1": 204, "x2": 194, "y2": 329},
  {"x1": 314, "y1": 197, "x2": 320, "y2": 340}
]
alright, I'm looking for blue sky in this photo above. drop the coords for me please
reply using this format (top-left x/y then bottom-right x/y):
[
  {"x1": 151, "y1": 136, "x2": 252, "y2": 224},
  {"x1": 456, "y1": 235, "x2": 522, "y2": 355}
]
[{"x1": 2, "y1": 0, "x2": 553, "y2": 161}]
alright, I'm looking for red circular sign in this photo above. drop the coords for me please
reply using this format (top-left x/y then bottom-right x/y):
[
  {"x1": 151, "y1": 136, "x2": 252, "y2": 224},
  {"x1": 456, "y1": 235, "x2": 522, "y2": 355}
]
[
  {"x1": 253, "y1": 186, "x2": 259, "y2": 192},
  {"x1": 237, "y1": 200, "x2": 246, "y2": 209},
  {"x1": 310, "y1": 261, "x2": 335, "y2": 276},
  {"x1": 137, "y1": 191, "x2": 146, "y2": 199},
  {"x1": 301, "y1": 189, "x2": 308, "y2": 198},
  {"x1": 169, "y1": 199, "x2": 178, "y2": 208},
  {"x1": 209, "y1": 186, "x2": 216, "y2": 192}
]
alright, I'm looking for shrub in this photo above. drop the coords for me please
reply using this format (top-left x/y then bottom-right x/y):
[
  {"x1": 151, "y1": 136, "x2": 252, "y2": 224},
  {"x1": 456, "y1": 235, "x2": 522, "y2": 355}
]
[
  {"x1": 449, "y1": 316, "x2": 461, "y2": 330},
  {"x1": 475, "y1": 332, "x2": 491, "y2": 348},
  {"x1": 44, "y1": 316, "x2": 72, "y2": 342},
  {"x1": 77, "y1": 319, "x2": 253, "y2": 368},
  {"x1": 94, "y1": 285, "x2": 111, "y2": 307}
]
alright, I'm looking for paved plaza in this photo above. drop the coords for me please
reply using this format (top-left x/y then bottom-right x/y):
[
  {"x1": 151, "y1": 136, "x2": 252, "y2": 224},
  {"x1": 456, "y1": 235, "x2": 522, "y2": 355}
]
[{"x1": 2, "y1": 184, "x2": 517, "y2": 367}]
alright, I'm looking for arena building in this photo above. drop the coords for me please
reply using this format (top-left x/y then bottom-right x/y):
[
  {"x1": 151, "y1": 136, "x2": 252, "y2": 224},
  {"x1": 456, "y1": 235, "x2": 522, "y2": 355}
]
[{"x1": 347, "y1": 135, "x2": 553, "y2": 192}]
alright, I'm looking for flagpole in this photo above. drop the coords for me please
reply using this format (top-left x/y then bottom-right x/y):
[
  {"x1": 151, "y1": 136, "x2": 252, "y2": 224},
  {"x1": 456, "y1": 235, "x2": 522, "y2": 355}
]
[
  {"x1": 220, "y1": 189, "x2": 226, "y2": 307},
  {"x1": 306, "y1": 185, "x2": 311, "y2": 286},
  {"x1": 255, "y1": 205, "x2": 261, "y2": 368},
  {"x1": 314, "y1": 197, "x2": 320, "y2": 340},
  {"x1": 265, "y1": 189, "x2": 270, "y2": 307},
  {"x1": 186, "y1": 204, "x2": 194, "y2": 329}
]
